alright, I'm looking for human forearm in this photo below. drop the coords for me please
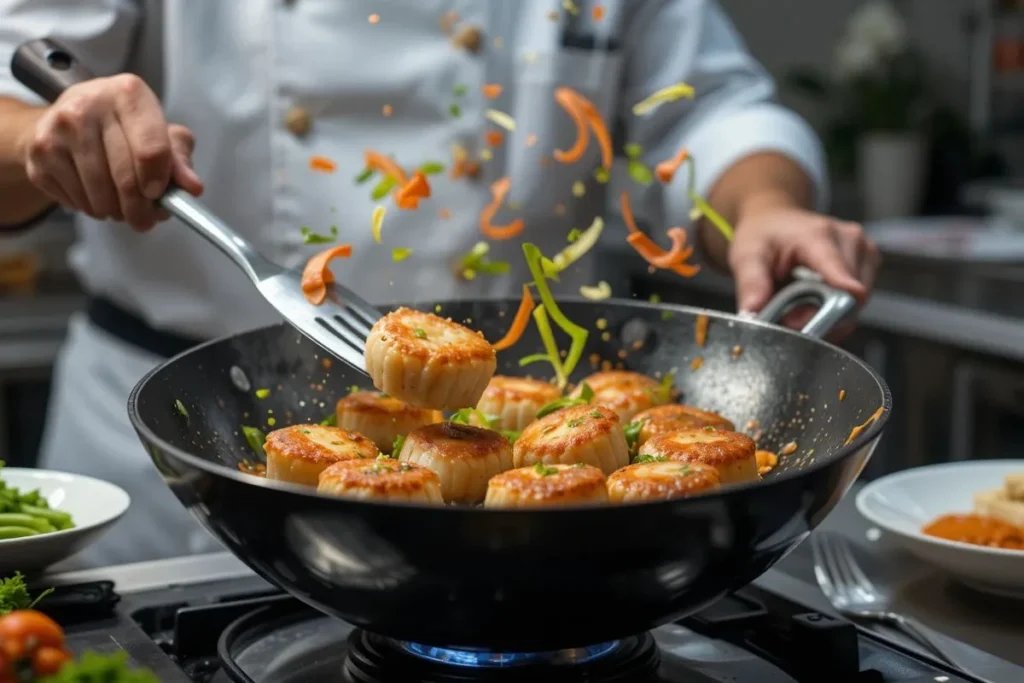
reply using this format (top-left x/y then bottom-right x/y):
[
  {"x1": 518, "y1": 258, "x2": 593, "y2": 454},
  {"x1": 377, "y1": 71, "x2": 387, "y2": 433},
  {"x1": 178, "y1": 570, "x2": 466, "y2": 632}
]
[
  {"x1": 0, "y1": 97, "x2": 52, "y2": 226},
  {"x1": 699, "y1": 151, "x2": 814, "y2": 269}
]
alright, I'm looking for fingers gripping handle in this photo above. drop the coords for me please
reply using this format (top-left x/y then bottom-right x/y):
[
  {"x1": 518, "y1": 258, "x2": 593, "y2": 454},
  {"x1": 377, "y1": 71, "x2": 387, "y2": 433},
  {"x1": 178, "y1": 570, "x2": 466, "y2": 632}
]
[{"x1": 11, "y1": 39, "x2": 93, "y2": 103}]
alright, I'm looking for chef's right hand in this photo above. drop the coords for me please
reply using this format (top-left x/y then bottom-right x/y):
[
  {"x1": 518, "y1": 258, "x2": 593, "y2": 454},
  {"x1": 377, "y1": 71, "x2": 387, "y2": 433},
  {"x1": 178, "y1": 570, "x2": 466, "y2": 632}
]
[{"x1": 20, "y1": 73, "x2": 204, "y2": 231}]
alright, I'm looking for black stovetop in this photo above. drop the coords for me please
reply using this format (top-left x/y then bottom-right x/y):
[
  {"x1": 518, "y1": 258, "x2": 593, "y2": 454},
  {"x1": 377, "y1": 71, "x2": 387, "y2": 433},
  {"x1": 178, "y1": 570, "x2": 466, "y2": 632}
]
[{"x1": 39, "y1": 573, "x2": 981, "y2": 683}]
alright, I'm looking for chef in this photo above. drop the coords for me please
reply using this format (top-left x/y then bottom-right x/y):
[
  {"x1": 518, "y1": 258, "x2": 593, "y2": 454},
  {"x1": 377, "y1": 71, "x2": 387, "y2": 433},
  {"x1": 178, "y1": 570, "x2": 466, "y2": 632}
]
[{"x1": 0, "y1": 0, "x2": 878, "y2": 565}]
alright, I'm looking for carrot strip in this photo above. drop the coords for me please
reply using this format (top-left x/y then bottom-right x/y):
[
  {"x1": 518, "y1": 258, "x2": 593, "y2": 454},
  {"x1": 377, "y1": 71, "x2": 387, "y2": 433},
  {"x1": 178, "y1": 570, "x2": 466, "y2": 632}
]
[
  {"x1": 480, "y1": 177, "x2": 524, "y2": 240},
  {"x1": 553, "y1": 88, "x2": 591, "y2": 164},
  {"x1": 301, "y1": 244, "x2": 353, "y2": 305},
  {"x1": 309, "y1": 155, "x2": 338, "y2": 173},
  {"x1": 620, "y1": 190, "x2": 640, "y2": 234},
  {"x1": 363, "y1": 150, "x2": 409, "y2": 185},
  {"x1": 592, "y1": 4, "x2": 606, "y2": 20},
  {"x1": 626, "y1": 230, "x2": 692, "y2": 268},
  {"x1": 485, "y1": 130, "x2": 504, "y2": 147},
  {"x1": 655, "y1": 147, "x2": 690, "y2": 184},
  {"x1": 695, "y1": 313, "x2": 709, "y2": 347},
  {"x1": 492, "y1": 285, "x2": 535, "y2": 351},
  {"x1": 482, "y1": 83, "x2": 504, "y2": 100},
  {"x1": 395, "y1": 170, "x2": 431, "y2": 210},
  {"x1": 626, "y1": 232, "x2": 699, "y2": 277}
]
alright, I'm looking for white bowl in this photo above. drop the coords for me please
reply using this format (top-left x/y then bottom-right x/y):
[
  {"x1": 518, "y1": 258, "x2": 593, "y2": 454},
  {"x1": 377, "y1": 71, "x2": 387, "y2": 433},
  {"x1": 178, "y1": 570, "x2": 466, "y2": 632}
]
[
  {"x1": 0, "y1": 468, "x2": 130, "y2": 574},
  {"x1": 856, "y1": 460, "x2": 1024, "y2": 598}
]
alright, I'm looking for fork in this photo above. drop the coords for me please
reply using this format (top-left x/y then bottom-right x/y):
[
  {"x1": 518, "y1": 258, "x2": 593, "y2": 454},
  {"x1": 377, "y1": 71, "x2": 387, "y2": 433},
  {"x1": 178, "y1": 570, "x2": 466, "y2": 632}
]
[
  {"x1": 811, "y1": 531, "x2": 972, "y2": 673},
  {"x1": 11, "y1": 38, "x2": 382, "y2": 374}
]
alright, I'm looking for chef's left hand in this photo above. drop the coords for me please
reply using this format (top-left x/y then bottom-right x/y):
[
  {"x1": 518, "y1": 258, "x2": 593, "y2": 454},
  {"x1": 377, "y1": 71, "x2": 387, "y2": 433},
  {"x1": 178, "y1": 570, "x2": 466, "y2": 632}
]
[{"x1": 727, "y1": 203, "x2": 881, "y2": 325}]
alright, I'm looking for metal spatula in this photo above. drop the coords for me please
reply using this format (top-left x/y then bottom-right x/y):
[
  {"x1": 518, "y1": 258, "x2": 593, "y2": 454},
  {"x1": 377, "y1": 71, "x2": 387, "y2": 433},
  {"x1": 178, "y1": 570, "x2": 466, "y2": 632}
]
[{"x1": 12, "y1": 38, "x2": 380, "y2": 373}]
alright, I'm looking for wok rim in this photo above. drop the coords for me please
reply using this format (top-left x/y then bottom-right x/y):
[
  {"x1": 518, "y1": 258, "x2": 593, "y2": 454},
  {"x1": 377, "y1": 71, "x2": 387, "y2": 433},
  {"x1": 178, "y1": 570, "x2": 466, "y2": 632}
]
[{"x1": 127, "y1": 296, "x2": 892, "y2": 513}]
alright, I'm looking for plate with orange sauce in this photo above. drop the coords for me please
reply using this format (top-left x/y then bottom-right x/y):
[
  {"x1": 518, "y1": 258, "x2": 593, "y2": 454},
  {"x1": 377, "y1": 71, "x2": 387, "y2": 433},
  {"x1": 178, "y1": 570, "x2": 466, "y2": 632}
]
[{"x1": 856, "y1": 460, "x2": 1024, "y2": 599}]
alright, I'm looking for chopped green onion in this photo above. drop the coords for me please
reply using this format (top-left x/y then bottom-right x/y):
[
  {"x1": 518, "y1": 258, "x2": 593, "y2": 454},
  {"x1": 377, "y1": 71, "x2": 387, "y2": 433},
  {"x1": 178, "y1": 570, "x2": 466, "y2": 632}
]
[
  {"x1": 450, "y1": 408, "x2": 499, "y2": 428},
  {"x1": 523, "y1": 243, "x2": 589, "y2": 381},
  {"x1": 500, "y1": 430, "x2": 520, "y2": 443},
  {"x1": 174, "y1": 399, "x2": 189, "y2": 419},
  {"x1": 355, "y1": 168, "x2": 375, "y2": 184},
  {"x1": 532, "y1": 304, "x2": 567, "y2": 388},
  {"x1": 624, "y1": 143, "x2": 644, "y2": 159},
  {"x1": 348, "y1": 385, "x2": 360, "y2": 394},
  {"x1": 534, "y1": 462, "x2": 559, "y2": 476},
  {"x1": 648, "y1": 294, "x2": 662, "y2": 304},
  {"x1": 418, "y1": 161, "x2": 446, "y2": 175},
  {"x1": 242, "y1": 426, "x2": 266, "y2": 458},
  {"x1": 593, "y1": 167, "x2": 610, "y2": 184},
  {"x1": 518, "y1": 353, "x2": 554, "y2": 367},
  {"x1": 634, "y1": 453, "x2": 667, "y2": 464},
  {"x1": 623, "y1": 418, "x2": 648, "y2": 455},
  {"x1": 453, "y1": 84, "x2": 468, "y2": 97},
  {"x1": 255, "y1": 388, "x2": 270, "y2": 399},
  {"x1": 567, "y1": 228, "x2": 582, "y2": 243},
  {"x1": 459, "y1": 241, "x2": 510, "y2": 277},
  {"x1": 571, "y1": 181, "x2": 586, "y2": 197},
  {"x1": 548, "y1": 217, "x2": 604, "y2": 274},
  {"x1": 267, "y1": 417, "x2": 277, "y2": 427},
  {"x1": 413, "y1": 328, "x2": 427, "y2": 339},
  {"x1": 628, "y1": 160, "x2": 654, "y2": 185},
  {"x1": 392, "y1": 434, "x2": 407, "y2": 455},
  {"x1": 535, "y1": 395, "x2": 589, "y2": 420},
  {"x1": 661, "y1": 310, "x2": 674, "y2": 320},
  {"x1": 392, "y1": 247, "x2": 413, "y2": 262},
  {"x1": 654, "y1": 371, "x2": 676, "y2": 403},
  {"x1": 578, "y1": 382, "x2": 594, "y2": 402},
  {"x1": 449, "y1": 103, "x2": 462, "y2": 118},
  {"x1": 301, "y1": 225, "x2": 338, "y2": 244},
  {"x1": 688, "y1": 191, "x2": 734, "y2": 241},
  {"x1": 320, "y1": 413, "x2": 337, "y2": 426},
  {"x1": 371, "y1": 175, "x2": 398, "y2": 200}
]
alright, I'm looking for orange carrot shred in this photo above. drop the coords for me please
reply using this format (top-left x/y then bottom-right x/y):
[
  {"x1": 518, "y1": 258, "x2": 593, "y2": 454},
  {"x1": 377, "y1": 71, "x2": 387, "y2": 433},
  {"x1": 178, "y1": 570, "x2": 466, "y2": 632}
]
[
  {"x1": 364, "y1": 150, "x2": 409, "y2": 185},
  {"x1": 492, "y1": 285, "x2": 535, "y2": 351},
  {"x1": 695, "y1": 314, "x2": 709, "y2": 347},
  {"x1": 439, "y1": 208, "x2": 452, "y2": 219},
  {"x1": 592, "y1": 4, "x2": 606, "y2": 20},
  {"x1": 480, "y1": 177, "x2": 525, "y2": 240},
  {"x1": 301, "y1": 244, "x2": 353, "y2": 305},
  {"x1": 655, "y1": 147, "x2": 690, "y2": 184},
  {"x1": 553, "y1": 88, "x2": 611, "y2": 169},
  {"x1": 626, "y1": 230, "x2": 693, "y2": 269},
  {"x1": 482, "y1": 84, "x2": 504, "y2": 100},
  {"x1": 620, "y1": 191, "x2": 640, "y2": 234},
  {"x1": 485, "y1": 130, "x2": 505, "y2": 147},
  {"x1": 308, "y1": 155, "x2": 338, "y2": 173}
]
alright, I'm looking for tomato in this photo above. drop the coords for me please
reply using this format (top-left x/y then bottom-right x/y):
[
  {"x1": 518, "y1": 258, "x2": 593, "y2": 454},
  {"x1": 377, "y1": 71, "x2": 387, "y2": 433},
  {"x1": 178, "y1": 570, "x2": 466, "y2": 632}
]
[
  {"x1": 0, "y1": 610, "x2": 64, "y2": 648},
  {"x1": 32, "y1": 646, "x2": 72, "y2": 676}
]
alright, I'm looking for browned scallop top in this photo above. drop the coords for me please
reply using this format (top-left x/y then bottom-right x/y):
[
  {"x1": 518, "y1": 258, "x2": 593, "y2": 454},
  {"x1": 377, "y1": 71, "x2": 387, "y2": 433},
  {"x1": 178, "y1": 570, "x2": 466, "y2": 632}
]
[
  {"x1": 639, "y1": 428, "x2": 755, "y2": 466},
  {"x1": 514, "y1": 404, "x2": 620, "y2": 458},
  {"x1": 481, "y1": 376, "x2": 561, "y2": 404},
  {"x1": 575, "y1": 371, "x2": 666, "y2": 410},
  {"x1": 319, "y1": 458, "x2": 440, "y2": 494},
  {"x1": 265, "y1": 424, "x2": 380, "y2": 464},
  {"x1": 336, "y1": 391, "x2": 442, "y2": 420},
  {"x1": 404, "y1": 422, "x2": 511, "y2": 460},
  {"x1": 369, "y1": 308, "x2": 496, "y2": 364},
  {"x1": 489, "y1": 464, "x2": 606, "y2": 500},
  {"x1": 634, "y1": 404, "x2": 735, "y2": 439},
  {"x1": 608, "y1": 461, "x2": 721, "y2": 496}
]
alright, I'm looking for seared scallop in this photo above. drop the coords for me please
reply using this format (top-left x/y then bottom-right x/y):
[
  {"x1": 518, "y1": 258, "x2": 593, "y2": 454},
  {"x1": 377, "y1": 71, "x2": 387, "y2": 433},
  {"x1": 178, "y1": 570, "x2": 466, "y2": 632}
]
[
  {"x1": 318, "y1": 457, "x2": 444, "y2": 503},
  {"x1": 632, "y1": 404, "x2": 735, "y2": 448},
  {"x1": 638, "y1": 428, "x2": 758, "y2": 484},
  {"x1": 513, "y1": 404, "x2": 629, "y2": 475},
  {"x1": 607, "y1": 461, "x2": 720, "y2": 503},
  {"x1": 484, "y1": 463, "x2": 609, "y2": 508},
  {"x1": 397, "y1": 422, "x2": 513, "y2": 503},
  {"x1": 336, "y1": 391, "x2": 442, "y2": 453},
  {"x1": 265, "y1": 424, "x2": 380, "y2": 487},
  {"x1": 365, "y1": 308, "x2": 496, "y2": 410},
  {"x1": 570, "y1": 370, "x2": 671, "y2": 422},
  {"x1": 475, "y1": 376, "x2": 562, "y2": 431}
]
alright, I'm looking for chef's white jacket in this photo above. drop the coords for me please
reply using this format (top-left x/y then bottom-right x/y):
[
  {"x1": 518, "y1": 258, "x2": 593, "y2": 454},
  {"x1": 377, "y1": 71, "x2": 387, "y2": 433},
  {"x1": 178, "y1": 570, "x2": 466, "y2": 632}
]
[{"x1": 0, "y1": 0, "x2": 826, "y2": 565}]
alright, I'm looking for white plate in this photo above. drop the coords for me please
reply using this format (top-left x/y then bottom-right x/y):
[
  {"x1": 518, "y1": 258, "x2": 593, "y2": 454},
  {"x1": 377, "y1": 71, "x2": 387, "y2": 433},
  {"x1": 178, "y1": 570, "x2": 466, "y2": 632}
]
[
  {"x1": 856, "y1": 460, "x2": 1024, "y2": 598},
  {"x1": 0, "y1": 468, "x2": 130, "y2": 574}
]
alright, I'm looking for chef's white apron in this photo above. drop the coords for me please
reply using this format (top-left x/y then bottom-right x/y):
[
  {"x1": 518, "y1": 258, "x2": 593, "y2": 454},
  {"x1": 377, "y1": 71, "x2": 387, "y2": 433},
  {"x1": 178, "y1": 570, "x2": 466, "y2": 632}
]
[{"x1": 38, "y1": 315, "x2": 223, "y2": 567}]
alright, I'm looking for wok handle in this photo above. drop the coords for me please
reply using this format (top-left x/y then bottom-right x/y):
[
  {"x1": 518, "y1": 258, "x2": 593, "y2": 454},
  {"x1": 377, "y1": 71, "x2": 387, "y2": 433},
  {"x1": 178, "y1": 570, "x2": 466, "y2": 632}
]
[
  {"x1": 11, "y1": 39, "x2": 269, "y2": 283},
  {"x1": 755, "y1": 277, "x2": 857, "y2": 339}
]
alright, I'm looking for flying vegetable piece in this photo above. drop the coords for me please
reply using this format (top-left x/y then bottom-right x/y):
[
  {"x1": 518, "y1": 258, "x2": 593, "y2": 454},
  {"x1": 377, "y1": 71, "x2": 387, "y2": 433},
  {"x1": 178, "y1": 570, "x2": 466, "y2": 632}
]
[
  {"x1": 553, "y1": 87, "x2": 612, "y2": 169},
  {"x1": 301, "y1": 244, "x2": 354, "y2": 305},
  {"x1": 580, "y1": 281, "x2": 612, "y2": 300},
  {"x1": 371, "y1": 206, "x2": 386, "y2": 243},
  {"x1": 619, "y1": 192, "x2": 699, "y2": 277},
  {"x1": 480, "y1": 177, "x2": 525, "y2": 240},
  {"x1": 632, "y1": 82, "x2": 696, "y2": 116},
  {"x1": 491, "y1": 285, "x2": 535, "y2": 351},
  {"x1": 522, "y1": 243, "x2": 589, "y2": 383}
]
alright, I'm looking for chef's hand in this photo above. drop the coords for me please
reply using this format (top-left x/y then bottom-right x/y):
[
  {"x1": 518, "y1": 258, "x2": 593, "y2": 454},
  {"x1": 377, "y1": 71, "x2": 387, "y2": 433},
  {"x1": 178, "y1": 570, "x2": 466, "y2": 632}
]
[
  {"x1": 727, "y1": 201, "x2": 880, "y2": 330},
  {"x1": 19, "y1": 74, "x2": 203, "y2": 230}
]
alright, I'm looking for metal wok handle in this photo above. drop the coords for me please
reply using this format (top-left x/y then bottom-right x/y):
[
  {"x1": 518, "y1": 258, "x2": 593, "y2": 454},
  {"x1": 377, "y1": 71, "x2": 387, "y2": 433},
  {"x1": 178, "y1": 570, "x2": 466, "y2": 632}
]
[
  {"x1": 755, "y1": 273, "x2": 857, "y2": 339},
  {"x1": 11, "y1": 38, "x2": 267, "y2": 283}
]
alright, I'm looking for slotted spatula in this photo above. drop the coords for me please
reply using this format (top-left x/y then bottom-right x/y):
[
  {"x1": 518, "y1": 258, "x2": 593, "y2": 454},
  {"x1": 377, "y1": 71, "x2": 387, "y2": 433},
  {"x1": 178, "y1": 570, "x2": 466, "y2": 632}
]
[{"x1": 12, "y1": 38, "x2": 381, "y2": 373}]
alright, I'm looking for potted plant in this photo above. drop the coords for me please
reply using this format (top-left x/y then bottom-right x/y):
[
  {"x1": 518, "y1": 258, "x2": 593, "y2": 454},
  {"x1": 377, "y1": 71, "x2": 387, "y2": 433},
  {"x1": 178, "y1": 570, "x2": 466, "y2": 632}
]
[{"x1": 789, "y1": 0, "x2": 930, "y2": 220}]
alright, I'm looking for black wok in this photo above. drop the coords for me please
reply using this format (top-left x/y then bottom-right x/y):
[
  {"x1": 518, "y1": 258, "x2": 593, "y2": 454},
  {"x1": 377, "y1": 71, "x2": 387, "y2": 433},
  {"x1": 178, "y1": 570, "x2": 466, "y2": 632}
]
[
  {"x1": 128, "y1": 281, "x2": 889, "y2": 650},
  {"x1": 12, "y1": 38, "x2": 891, "y2": 651}
]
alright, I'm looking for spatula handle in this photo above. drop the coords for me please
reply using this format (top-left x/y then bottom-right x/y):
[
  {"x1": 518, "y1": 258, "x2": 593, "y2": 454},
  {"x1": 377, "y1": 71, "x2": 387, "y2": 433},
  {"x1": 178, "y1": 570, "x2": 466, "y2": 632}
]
[{"x1": 10, "y1": 38, "x2": 269, "y2": 282}]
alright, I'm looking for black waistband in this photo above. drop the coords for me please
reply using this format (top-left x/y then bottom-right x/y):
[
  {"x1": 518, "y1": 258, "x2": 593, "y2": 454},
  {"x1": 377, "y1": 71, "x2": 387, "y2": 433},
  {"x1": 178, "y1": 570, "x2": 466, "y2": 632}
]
[{"x1": 86, "y1": 296, "x2": 208, "y2": 359}]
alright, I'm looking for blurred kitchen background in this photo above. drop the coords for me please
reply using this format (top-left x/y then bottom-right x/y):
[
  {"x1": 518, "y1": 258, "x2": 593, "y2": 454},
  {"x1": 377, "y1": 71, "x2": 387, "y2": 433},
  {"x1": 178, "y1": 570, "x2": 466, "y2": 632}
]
[{"x1": 1, "y1": 0, "x2": 1023, "y2": 478}]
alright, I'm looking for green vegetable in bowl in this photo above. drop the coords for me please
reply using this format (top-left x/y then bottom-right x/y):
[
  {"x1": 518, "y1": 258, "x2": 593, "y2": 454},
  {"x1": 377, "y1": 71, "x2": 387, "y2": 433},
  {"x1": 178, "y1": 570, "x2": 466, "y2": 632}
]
[{"x1": 0, "y1": 460, "x2": 75, "y2": 540}]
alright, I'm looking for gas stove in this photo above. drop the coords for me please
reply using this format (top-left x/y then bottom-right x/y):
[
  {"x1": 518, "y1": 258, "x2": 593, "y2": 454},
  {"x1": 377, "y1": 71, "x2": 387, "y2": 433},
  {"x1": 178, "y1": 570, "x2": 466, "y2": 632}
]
[{"x1": 37, "y1": 553, "x2": 984, "y2": 683}]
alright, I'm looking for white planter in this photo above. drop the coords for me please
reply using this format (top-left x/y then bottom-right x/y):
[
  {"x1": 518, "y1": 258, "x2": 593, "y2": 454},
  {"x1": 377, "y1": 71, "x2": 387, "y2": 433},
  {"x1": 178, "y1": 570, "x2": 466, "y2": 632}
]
[{"x1": 857, "y1": 132, "x2": 926, "y2": 220}]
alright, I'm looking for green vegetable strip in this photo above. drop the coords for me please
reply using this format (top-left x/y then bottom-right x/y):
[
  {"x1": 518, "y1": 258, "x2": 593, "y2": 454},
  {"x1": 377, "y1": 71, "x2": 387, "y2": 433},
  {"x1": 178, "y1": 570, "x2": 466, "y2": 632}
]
[
  {"x1": 518, "y1": 353, "x2": 555, "y2": 367},
  {"x1": 242, "y1": 426, "x2": 267, "y2": 458},
  {"x1": 523, "y1": 243, "x2": 589, "y2": 379},
  {"x1": 531, "y1": 304, "x2": 567, "y2": 388},
  {"x1": 682, "y1": 157, "x2": 734, "y2": 242}
]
